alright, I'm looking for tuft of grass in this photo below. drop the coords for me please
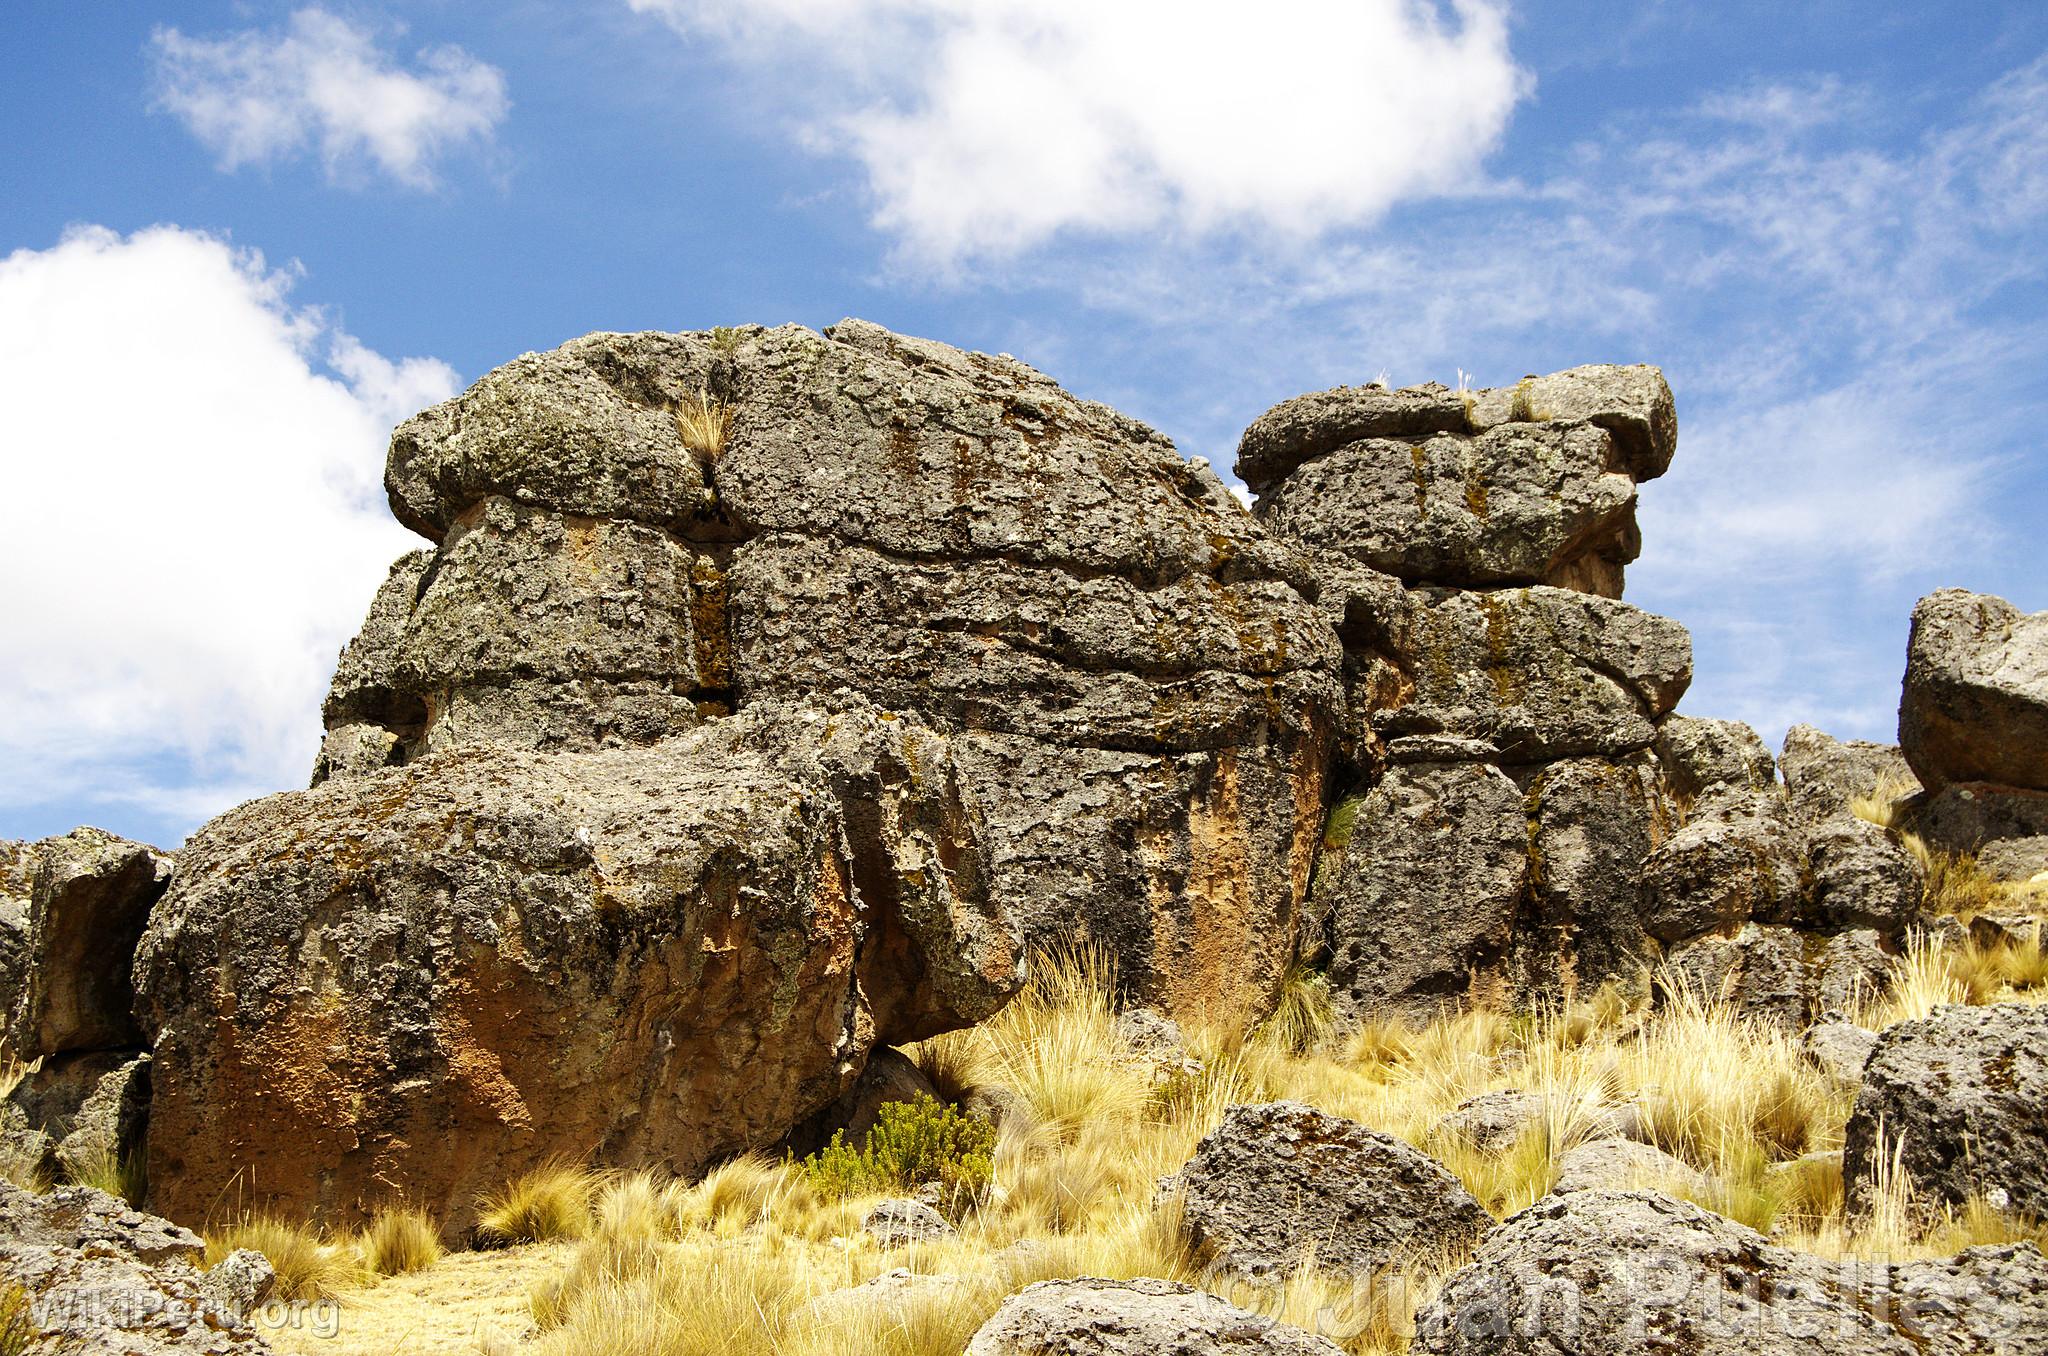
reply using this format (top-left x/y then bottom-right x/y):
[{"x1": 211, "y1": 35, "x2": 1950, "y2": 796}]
[
  {"x1": 1254, "y1": 962, "x2": 1337, "y2": 1055},
  {"x1": 977, "y1": 948, "x2": 1150, "y2": 1144},
  {"x1": 0, "y1": 1283, "x2": 42, "y2": 1356},
  {"x1": 358, "y1": 1205, "x2": 444, "y2": 1278},
  {"x1": 675, "y1": 387, "x2": 733, "y2": 462},
  {"x1": 1848, "y1": 774, "x2": 1916, "y2": 832},
  {"x1": 207, "y1": 1215, "x2": 367, "y2": 1301},
  {"x1": 905, "y1": 1030, "x2": 986, "y2": 1107},
  {"x1": 475, "y1": 1158, "x2": 604, "y2": 1247},
  {"x1": 1857, "y1": 925, "x2": 2048, "y2": 1027},
  {"x1": 65, "y1": 1144, "x2": 146, "y2": 1206}
]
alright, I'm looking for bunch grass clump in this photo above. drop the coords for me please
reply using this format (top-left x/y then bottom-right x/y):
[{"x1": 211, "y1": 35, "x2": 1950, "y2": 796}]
[
  {"x1": 64, "y1": 1144, "x2": 146, "y2": 1206},
  {"x1": 359, "y1": 1205, "x2": 444, "y2": 1277},
  {"x1": 475, "y1": 1158, "x2": 605, "y2": 1246},
  {"x1": 206, "y1": 1214, "x2": 368, "y2": 1301},
  {"x1": 675, "y1": 387, "x2": 733, "y2": 461}
]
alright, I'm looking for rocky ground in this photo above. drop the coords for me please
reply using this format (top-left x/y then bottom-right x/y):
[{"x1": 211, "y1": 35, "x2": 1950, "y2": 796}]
[{"x1": 2, "y1": 321, "x2": 2045, "y2": 1353}]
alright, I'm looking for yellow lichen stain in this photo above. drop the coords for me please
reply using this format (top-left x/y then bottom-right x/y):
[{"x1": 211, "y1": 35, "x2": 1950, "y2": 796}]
[
  {"x1": 1286, "y1": 722, "x2": 1330, "y2": 906},
  {"x1": 688, "y1": 558, "x2": 733, "y2": 690},
  {"x1": 1477, "y1": 595, "x2": 1522, "y2": 706},
  {"x1": 1156, "y1": 750, "x2": 1268, "y2": 1028},
  {"x1": 1408, "y1": 442, "x2": 1429, "y2": 513}
]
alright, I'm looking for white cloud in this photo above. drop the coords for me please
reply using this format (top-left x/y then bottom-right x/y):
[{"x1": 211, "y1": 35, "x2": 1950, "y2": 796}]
[
  {"x1": 0, "y1": 225, "x2": 455, "y2": 834},
  {"x1": 631, "y1": 0, "x2": 1527, "y2": 261},
  {"x1": 150, "y1": 8, "x2": 508, "y2": 189}
]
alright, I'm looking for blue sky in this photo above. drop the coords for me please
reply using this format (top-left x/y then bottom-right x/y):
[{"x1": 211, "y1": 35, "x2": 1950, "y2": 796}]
[{"x1": 3, "y1": 1, "x2": 2044, "y2": 847}]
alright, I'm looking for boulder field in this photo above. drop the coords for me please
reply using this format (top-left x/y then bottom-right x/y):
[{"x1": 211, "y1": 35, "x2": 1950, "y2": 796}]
[{"x1": 0, "y1": 320, "x2": 2043, "y2": 1241}]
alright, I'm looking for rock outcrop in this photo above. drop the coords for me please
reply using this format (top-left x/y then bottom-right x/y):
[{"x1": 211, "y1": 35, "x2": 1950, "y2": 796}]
[
  {"x1": 1843, "y1": 1002, "x2": 2048, "y2": 1219},
  {"x1": 138, "y1": 701, "x2": 1018, "y2": 1234},
  {"x1": 967, "y1": 1276, "x2": 1343, "y2": 1356},
  {"x1": 1170, "y1": 1102, "x2": 1492, "y2": 1279},
  {"x1": 1901, "y1": 590, "x2": 2048, "y2": 794},
  {"x1": 314, "y1": 322, "x2": 1340, "y2": 1023},
  {"x1": 0, "y1": 1180, "x2": 275, "y2": 1354},
  {"x1": 1413, "y1": 1189, "x2": 2048, "y2": 1355}
]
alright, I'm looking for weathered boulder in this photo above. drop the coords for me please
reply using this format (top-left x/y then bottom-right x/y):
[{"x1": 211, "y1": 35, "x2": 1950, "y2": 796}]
[
  {"x1": 2, "y1": 1049, "x2": 150, "y2": 1182},
  {"x1": 1810, "y1": 930, "x2": 1894, "y2": 1018},
  {"x1": 1255, "y1": 422, "x2": 1639, "y2": 594},
  {"x1": 1512, "y1": 754, "x2": 1665, "y2": 1003},
  {"x1": 1435, "y1": 1091, "x2": 1642, "y2": 1155},
  {"x1": 1843, "y1": 1002, "x2": 2048, "y2": 1219},
  {"x1": 335, "y1": 320, "x2": 1342, "y2": 1022},
  {"x1": 1653, "y1": 716, "x2": 1776, "y2": 807},
  {"x1": 1900, "y1": 590, "x2": 2048, "y2": 794},
  {"x1": 1639, "y1": 801, "x2": 1804, "y2": 944},
  {"x1": 966, "y1": 1275, "x2": 1343, "y2": 1355},
  {"x1": 861, "y1": 1197, "x2": 954, "y2": 1246},
  {"x1": 1663, "y1": 924, "x2": 1810, "y2": 1029},
  {"x1": 1348, "y1": 584, "x2": 1690, "y2": 763},
  {"x1": 0, "y1": 1181, "x2": 275, "y2": 1353},
  {"x1": 1461, "y1": 366, "x2": 1680, "y2": 482},
  {"x1": 1550, "y1": 1138, "x2": 1706, "y2": 1196},
  {"x1": 1413, "y1": 1188, "x2": 2048, "y2": 1356},
  {"x1": 135, "y1": 701, "x2": 1021, "y2": 1234},
  {"x1": 0, "y1": 829, "x2": 171, "y2": 1061},
  {"x1": 1172, "y1": 1102, "x2": 1491, "y2": 1279},
  {"x1": 1315, "y1": 762, "x2": 1527, "y2": 1023},
  {"x1": 1779, "y1": 725, "x2": 1925, "y2": 930},
  {"x1": 1235, "y1": 382, "x2": 1470, "y2": 496},
  {"x1": 1913, "y1": 782, "x2": 2048, "y2": 883},
  {"x1": 1781, "y1": 724, "x2": 1919, "y2": 824},
  {"x1": 1802, "y1": 1021, "x2": 1879, "y2": 1092}
]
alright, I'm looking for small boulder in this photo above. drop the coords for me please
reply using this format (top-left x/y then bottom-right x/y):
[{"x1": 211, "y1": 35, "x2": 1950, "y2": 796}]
[
  {"x1": 1551, "y1": 1138, "x2": 1706, "y2": 1196},
  {"x1": 1801, "y1": 1021, "x2": 1879, "y2": 1093},
  {"x1": 1639, "y1": 800, "x2": 1804, "y2": 943},
  {"x1": 966, "y1": 1276, "x2": 1343, "y2": 1356},
  {"x1": 1435, "y1": 1090, "x2": 1642, "y2": 1155},
  {"x1": 1412, "y1": 1188, "x2": 2048, "y2": 1355},
  {"x1": 1780, "y1": 725, "x2": 1920, "y2": 826},
  {"x1": 1173, "y1": 1102, "x2": 1492, "y2": 1280},
  {"x1": 1662, "y1": 924, "x2": 1809, "y2": 1029},
  {"x1": 1900, "y1": 589, "x2": 2048, "y2": 794},
  {"x1": 862, "y1": 1198, "x2": 954, "y2": 1246},
  {"x1": 1843, "y1": 1002, "x2": 2048, "y2": 1218},
  {"x1": 1913, "y1": 782, "x2": 2048, "y2": 884}
]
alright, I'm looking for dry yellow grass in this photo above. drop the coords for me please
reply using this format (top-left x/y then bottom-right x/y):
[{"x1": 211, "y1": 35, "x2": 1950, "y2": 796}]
[
  {"x1": 359, "y1": 1205, "x2": 444, "y2": 1278},
  {"x1": 674, "y1": 388, "x2": 733, "y2": 461},
  {"x1": 206, "y1": 1214, "x2": 370, "y2": 1301},
  {"x1": 474, "y1": 1158, "x2": 604, "y2": 1246}
]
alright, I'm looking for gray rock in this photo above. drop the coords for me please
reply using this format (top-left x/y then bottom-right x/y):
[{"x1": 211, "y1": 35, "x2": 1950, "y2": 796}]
[
  {"x1": 1844, "y1": 1002, "x2": 2048, "y2": 1219},
  {"x1": 1913, "y1": 782, "x2": 2048, "y2": 883},
  {"x1": 1255, "y1": 423, "x2": 1639, "y2": 595},
  {"x1": 1802, "y1": 1021, "x2": 1880, "y2": 1092},
  {"x1": 1514, "y1": 754, "x2": 1665, "y2": 1005},
  {"x1": 197, "y1": 1247, "x2": 276, "y2": 1314},
  {"x1": 1900, "y1": 589, "x2": 2048, "y2": 794},
  {"x1": 0, "y1": 1181, "x2": 272, "y2": 1353},
  {"x1": 1461, "y1": 365, "x2": 1679, "y2": 482},
  {"x1": 313, "y1": 548, "x2": 432, "y2": 783},
  {"x1": 134, "y1": 701, "x2": 1022, "y2": 1236},
  {"x1": 1316, "y1": 762, "x2": 1527, "y2": 1024},
  {"x1": 1551, "y1": 1139, "x2": 1706, "y2": 1196},
  {"x1": 862, "y1": 1198, "x2": 955, "y2": 1246},
  {"x1": 1412, "y1": 1188, "x2": 2048, "y2": 1356},
  {"x1": 1639, "y1": 797, "x2": 1804, "y2": 943},
  {"x1": 1654, "y1": 716, "x2": 1776, "y2": 806},
  {"x1": 1357, "y1": 584, "x2": 1691, "y2": 763},
  {"x1": 2, "y1": 1049, "x2": 150, "y2": 1184},
  {"x1": 967, "y1": 1275, "x2": 1345, "y2": 1355},
  {"x1": 1781, "y1": 724, "x2": 1920, "y2": 826},
  {"x1": 1810, "y1": 930, "x2": 1894, "y2": 1020},
  {"x1": 1234, "y1": 382, "x2": 1471, "y2": 496},
  {"x1": 1436, "y1": 1091, "x2": 1646, "y2": 1155},
  {"x1": 797, "y1": 1047, "x2": 940, "y2": 1153},
  {"x1": 0, "y1": 828, "x2": 171, "y2": 1061},
  {"x1": 1803, "y1": 818, "x2": 1924, "y2": 933},
  {"x1": 1663, "y1": 924, "x2": 1810, "y2": 1029},
  {"x1": 1173, "y1": 1102, "x2": 1492, "y2": 1280}
]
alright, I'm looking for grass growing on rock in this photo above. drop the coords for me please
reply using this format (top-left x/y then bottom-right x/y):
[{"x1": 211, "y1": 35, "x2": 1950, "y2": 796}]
[{"x1": 278, "y1": 938, "x2": 2048, "y2": 1356}]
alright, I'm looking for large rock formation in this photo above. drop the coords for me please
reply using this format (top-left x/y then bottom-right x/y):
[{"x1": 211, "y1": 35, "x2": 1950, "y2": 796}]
[
  {"x1": 1413, "y1": 1189, "x2": 2048, "y2": 1355},
  {"x1": 138, "y1": 702, "x2": 1018, "y2": 1232},
  {"x1": 1901, "y1": 590, "x2": 2048, "y2": 794}
]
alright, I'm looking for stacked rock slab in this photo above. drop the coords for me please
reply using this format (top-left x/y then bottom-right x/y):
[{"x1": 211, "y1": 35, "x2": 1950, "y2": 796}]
[
  {"x1": 1899, "y1": 589, "x2": 2048, "y2": 884},
  {"x1": 0, "y1": 829, "x2": 167, "y2": 1182},
  {"x1": 1241, "y1": 369, "x2": 1693, "y2": 1020},
  {"x1": 137, "y1": 321, "x2": 1340, "y2": 1232},
  {"x1": 1241, "y1": 372, "x2": 1931, "y2": 1026}
]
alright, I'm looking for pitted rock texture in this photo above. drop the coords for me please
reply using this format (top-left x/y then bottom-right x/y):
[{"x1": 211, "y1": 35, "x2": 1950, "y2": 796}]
[
  {"x1": 1843, "y1": 1002, "x2": 2048, "y2": 1220},
  {"x1": 1781, "y1": 724, "x2": 1920, "y2": 824},
  {"x1": 1779, "y1": 725, "x2": 1925, "y2": 931},
  {"x1": 136, "y1": 701, "x2": 1020, "y2": 1234},
  {"x1": 326, "y1": 319, "x2": 1340, "y2": 1021},
  {"x1": 0, "y1": 827, "x2": 171, "y2": 1061},
  {"x1": 0, "y1": 1182, "x2": 275, "y2": 1354},
  {"x1": 1900, "y1": 589, "x2": 2048, "y2": 794},
  {"x1": 1172, "y1": 1101, "x2": 1491, "y2": 1279},
  {"x1": 1654, "y1": 716, "x2": 1778, "y2": 804},
  {"x1": 1912, "y1": 782, "x2": 2048, "y2": 883},
  {"x1": 2, "y1": 1048, "x2": 150, "y2": 1183},
  {"x1": 1412, "y1": 1189, "x2": 2048, "y2": 1356},
  {"x1": 966, "y1": 1276, "x2": 1344, "y2": 1356}
]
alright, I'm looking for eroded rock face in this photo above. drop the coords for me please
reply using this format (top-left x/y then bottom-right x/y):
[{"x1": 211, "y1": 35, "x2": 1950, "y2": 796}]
[
  {"x1": 1913, "y1": 783, "x2": 2048, "y2": 884},
  {"x1": 1843, "y1": 1003, "x2": 2048, "y2": 1219},
  {"x1": 1172, "y1": 1102, "x2": 1492, "y2": 1279},
  {"x1": 136, "y1": 701, "x2": 1020, "y2": 1234},
  {"x1": 0, "y1": 1182, "x2": 274, "y2": 1355},
  {"x1": 1900, "y1": 589, "x2": 2048, "y2": 794},
  {"x1": 1413, "y1": 1189, "x2": 2048, "y2": 1356},
  {"x1": 966, "y1": 1276, "x2": 1344, "y2": 1356},
  {"x1": 0, "y1": 828, "x2": 171, "y2": 1061},
  {"x1": 326, "y1": 320, "x2": 1340, "y2": 1022}
]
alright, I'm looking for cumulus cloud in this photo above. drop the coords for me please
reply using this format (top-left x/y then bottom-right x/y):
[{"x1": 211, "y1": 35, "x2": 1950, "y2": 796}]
[
  {"x1": 0, "y1": 225, "x2": 454, "y2": 836},
  {"x1": 630, "y1": 0, "x2": 1527, "y2": 260},
  {"x1": 150, "y1": 8, "x2": 508, "y2": 189}
]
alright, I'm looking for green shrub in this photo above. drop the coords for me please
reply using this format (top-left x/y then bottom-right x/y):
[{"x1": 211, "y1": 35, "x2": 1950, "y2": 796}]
[{"x1": 800, "y1": 1095, "x2": 994, "y2": 1209}]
